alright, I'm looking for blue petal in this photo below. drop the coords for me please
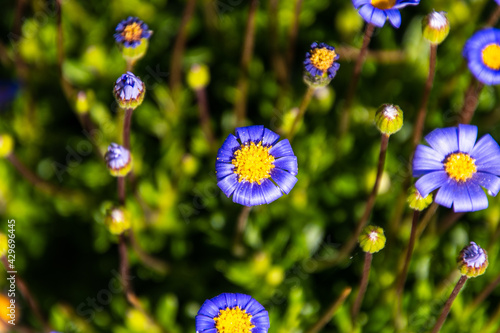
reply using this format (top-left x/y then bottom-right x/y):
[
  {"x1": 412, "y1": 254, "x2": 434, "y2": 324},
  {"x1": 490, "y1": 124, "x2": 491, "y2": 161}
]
[
  {"x1": 458, "y1": 124, "x2": 478, "y2": 154},
  {"x1": 216, "y1": 162, "x2": 235, "y2": 181},
  {"x1": 434, "y1": 181, "x2": 456, "y2": 209},
  {"x1": 198, "y1": 299, "x2": 220, "y2": 317},
  {"x1": 472, "y1": 172, "x2": 500, "y2": 196},
  {"x1": 466, "y1": 183, "x2": 489, "y2": 212},
  {"x1": 259, "y1": 179, "x2": 283, "y2": 204},
  {"x1": 413, "y1": 145, "x2": 445, "y2": 177},
  {"x1": 393, "y1": 0, "x2": 420, "y2": 9},
  {"x1": 251, "y1": 310, "x2": 270, "y2": 328},
  {"x1": 415, "y1": 171, "x2": 449, "y2": 197},
  {"x1": 269, "y1": 139, "x2": 295, "y2": 158},
  {"x1": 220, "y1": 134, "x2": 240, "y2": 153},
  {"x1": 274, "y1": 156, "x2": 298, "y2": 176},
  {"x1": 352, "y1": 0, "x2": 371, "y2": 8},
  {"x1": 271, "y1": 168, "x2": 298, "y2": 194},
  {"x1": 211, "y1": 294, "x2": 228, "y2": 309},
  {"x1": 359, "y1": 5, "x2": 386, "y2": 27},
  {"x1": 262, "y1": 128, "x2": 280, "y2": 146},
  {"x1": 472, "y1": 134, "x2": 500, "y2": 175},
  {"x1": 451, "y1": 183, "x2": 474, "y2": 212},
  {"x1": 250, "y1": 183, "x2": 267, "y2": 206},
  {"x1": 244, "y1": 298, "x2": 266, "y2": 315},
  {"x1": 224, "y1": 293, "x2": 238, "y2": 308},
  {"x1": 232, "y1": 182, "x2": 252, "y2": 206},
  {"x1": 385, "y1": 9, "x2": 401, "y2": 28},
  {"x1": 424, "y1": 127, "x2": 459, "y2": 157},
  {"x1": 217, "y1": 174, "x2": 239, "y2": 197},
  {"x1": 236, "y1": 293, "x2": 252, "y2": 309},
  {"x1": 236, "y1": 125, "x2": 264, "y2": 144},
  {"x1": 195, "y1": 315, "x2": 216, "y2": 331}
]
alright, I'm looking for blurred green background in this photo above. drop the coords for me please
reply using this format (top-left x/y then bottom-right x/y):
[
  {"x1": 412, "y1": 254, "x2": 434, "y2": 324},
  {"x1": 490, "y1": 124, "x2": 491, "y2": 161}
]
[{"x1": 1, "y1": 0, "x2": 500, "y2": 332}]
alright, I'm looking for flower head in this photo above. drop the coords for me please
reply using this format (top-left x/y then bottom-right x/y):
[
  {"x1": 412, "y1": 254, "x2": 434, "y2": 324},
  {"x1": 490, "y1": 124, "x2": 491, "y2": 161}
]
[
  {"x1": 458, "y1": 241, "x2": 488, "y2": 278},
  {"x1": 195, "y1": 293, "x2": 270, "y2": 333},
  {"x1": 105, "y1": 143, "x2": 132, "y2": 177},
  {"x1": 359, "y1": 225, "x2": 386, "y2": 253},
  {"x1": 352, "y1": 0, "x2": 420, "y2": 28},
  {"x1": 113, "y1": 72, "x2": 146, "y2": 110},
  {"x1": 216, "y1": 125, "x2": 298, "y2": 206},
  {"x1": 422, "y1": 11, "x2": 450, "y2": 44},
  {"x1": 374, "y1": 104, "x2": 403, "y2": 135},
  {"x1": 104, "y1": 206, "x2": 131, "y2": 235},
  {"x1": 463, "y1": 28, "x2": 500, "y2": 85},
  {"x1": 407, "y1": 186, "x2": 433, "y2": 211},
  {"x1": 114, "y1": 17, "x2": 152, "y2": 48},
  {"x1": 0, "y1": 134, "x2": 14, "y2": 158},
  {"x1": 303, "y1": 42, "x2": 340, "y2": 86},
  {"x1": 413, "y1": 124, "x2": 500, "y2": 212}
]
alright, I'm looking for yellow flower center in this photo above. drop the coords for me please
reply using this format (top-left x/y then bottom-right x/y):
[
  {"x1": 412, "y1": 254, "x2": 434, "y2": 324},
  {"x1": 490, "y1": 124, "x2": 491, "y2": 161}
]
[
  {"x1": 232, "y1": 141, "x2": 275, "y2": 184},
  {"x1": 444, "y1": 152, "x2": 477, "y2": 182},
  {"x1": 214, "y1": 306, "x2": 255, "y2": 333},
  {"x1": 122, "y1": 22, "x2": 144, "y2": 42},
  {"x1": 481, "y1": 43, "x2": 500, "y2": 70},
  {"x1": 309, "y1": 48, "x2": 337, "y2": 72},
  {"x1": 370, "y1": 0, "x2": 396, "y2": 10}
]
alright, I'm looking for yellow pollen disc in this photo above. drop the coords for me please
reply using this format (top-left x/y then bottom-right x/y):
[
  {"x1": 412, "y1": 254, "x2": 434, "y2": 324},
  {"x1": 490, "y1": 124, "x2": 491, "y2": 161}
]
[
  {"x1": 214, "y1": 306, "x2": 255, "y2": 333},
  {"x1": 370, "y1": 0, "x2": 396, "y2": 10},
  {"x1": 309, "y1": 48, "x2": 337, "y2": 72},
  {"x1": 481, "y1": 44, "x2": 500, "y2": 70},
  {"x1": 232, "y1": 141, "x2": 275, "y2": 184},
  {"x1": 444, "y1": 152, "x2": 477, "y2": 182},
  {"x1": 122, "y1": 22, "x2": 144, "y2": 42}
]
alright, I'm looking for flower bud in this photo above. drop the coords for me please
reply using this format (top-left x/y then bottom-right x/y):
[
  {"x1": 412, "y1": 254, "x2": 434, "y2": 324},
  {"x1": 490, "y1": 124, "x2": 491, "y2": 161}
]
[
  {"x1": 0, "y1": 134, "x2": 14, "y2": 158},
  {"x1": 105, "y1": 143, "x2": 132, "y2": 177},
  {"x1": 458, "y1": 241, "x2": 488, "y2": 278},
  {"x1": 422, "y1": 11, "x2": 450, "y2": 45},
  {"x1": 113, "y1": 72, "x2": 146, "y2": 110},
  {"x1": 359, "y1": 225, "x2": 386, "y2": 254},
  {"x1": 0, "y1": 233, "x2": 7, "y2": 257},
  {"x1": 114, "y1": 17, "x2": 152, "y2": 63},
  {"x1": 187, "y1": 64, "x2": 210, "y2": 90},
  {"x1": 76, "y1": 91, "x2": 89, "y2": 115},
  {"x1": 374, "y1": 104, "x2": 403, "y2": 135},
  {"x1": 104, "y1": 206, "x2": 131, "y2": 235},
  {"x1": 407, "y1": 186, "x2": 433, "y2": 211}
]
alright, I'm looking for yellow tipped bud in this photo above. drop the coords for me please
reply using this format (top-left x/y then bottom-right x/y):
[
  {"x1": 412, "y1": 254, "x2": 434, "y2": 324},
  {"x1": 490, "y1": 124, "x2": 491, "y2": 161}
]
[
  {"x1": 187, "y1": 64, "x2": 210, "y2": 90},
  {"x1": 0, "y1": 234, "x2": 7, "y2": 257},
  {"x1": 104, "y1": 207, "x2": 131, "y2": 235},
  {"x1": 0, "y1": 135, "x2": 14, "y2": 158},
  {"x1": 422, "y1": 11, "x2": 450, "y2": 45},
  {"x1": 407, "y1": 186, "x2": 433, "y2": 211},
  {"x1": 76, "y1": 91, "x2": 89, "y2": 114},
  {"x1": 374, "y1": 104, "x2": 403, "y2": 135},
  {"x1": 359, "y1": 225, "x2": 386, "y2": 254}
]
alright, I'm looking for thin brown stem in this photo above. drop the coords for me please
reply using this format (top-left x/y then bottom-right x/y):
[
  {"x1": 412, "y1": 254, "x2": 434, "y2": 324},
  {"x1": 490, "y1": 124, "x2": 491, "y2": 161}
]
[
  {"x1": 326, "y1": 134, "x2": 389, "y2": 267},
  {"x1": 123, "y1": 108, "x2": 134, "y2": 150},
  {"x1": 487, "y1": 5, "x2": 500, "y2": 27},
  {"x1": 412, "y1": 44, "x2": 437, "y2": 148},
  {"x1": 195, "y1": 87, "x2": 215, "y2": 149},
  {"x1": 395, "y1": 210, "x2": 420, "y2": 317},
  {"x1": 339, "y1": 23, "x2": 375, "y2": 136},
  {"x1": 457, "y1": 78, "x2": 484, "y2": 125},
  {"x1": 232, "y1": 206, "x2": 252, "y2": 257},
  {"x1": 118, "y1": 177, "x2": 126, "y2": 205},
  {"x1": 431, "y1": 275, "x2": 468, "y2": 333},
  {"x1": 1, "y1": 256, "x2": 49, "y2": 331},
  {"x1": 437, "y1": 211, "x2": 465, "y2": 234},
  {"x1": 170, "y1": 0, "x2": 196, "y2": 95},
  {"x1": 351, "y1": 252, "x2": 373, "y2": 322},
  {"x1": 286, "y1": 0, "x2": 303, "y2": 69},
  {"x1": 306, "y1": 286, "x2": 352, "y2": 333},
  {"x1": 234, "y1": 0, "x2": 259, "y2": 127},
  {"x1": 287, "y1": 87, "x2": 315, "y2": 141}
]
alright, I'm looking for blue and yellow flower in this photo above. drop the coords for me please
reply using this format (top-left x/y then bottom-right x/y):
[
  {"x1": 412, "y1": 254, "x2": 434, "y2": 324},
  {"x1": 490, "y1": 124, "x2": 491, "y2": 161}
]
[
  {"x1": 352, "y1": 0, "x2": 420, "y2": 28},
  {"x1": 105, "y1": 143, "x2": 132, "y2": 177},
  {"x1": 458, "y1": 241, "x2": 488, "y2": 278},
  {"x1": 113, "y1": 72, "x2": 146, "y2": 110},
  {"x1": 304, "y1": 42, "x2": 340, "y2": 80},
  {"x1": 195, "y1": 293, "x2": 270, "y2": 333},
  {"x1": 216, "y1": 125, "x2": 298, "y2": 206},
  {"x1": 413, "y1": 124, "x2": 500, "y2": 212},
  {"x1": 463, "y1": 28, "x2": 500, "y2": 85},
  {"x1": 114, "y1": 17, "x2": 152, "y2": 48}
]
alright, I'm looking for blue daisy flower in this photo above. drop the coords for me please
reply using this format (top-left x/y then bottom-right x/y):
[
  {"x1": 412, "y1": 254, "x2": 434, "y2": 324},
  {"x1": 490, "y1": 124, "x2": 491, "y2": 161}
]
[
  {"x1": 216, "y1": 125, "x2": 298, "y2": 206},
  {"x1": 352, "y1": 0, "x2": 420, "y2": 28},
  {"x1": 195, "y1": 293, "x2": 270, "y2": 333},
  {"x1": 113, "y1": 72, "x2": 146, "y2": 109},
  {"x1": 463, "y1": 28, "x2": 500, "y2": 85},
  {"x1": 304, "y1": 42, "x2": 340, "y2": 79},
  {"x1": 114, "y1": 17, "x2": 152, "y2": 48},
  {"x1": 413, "y1": 124, "x2": 500, "y2": 212}
]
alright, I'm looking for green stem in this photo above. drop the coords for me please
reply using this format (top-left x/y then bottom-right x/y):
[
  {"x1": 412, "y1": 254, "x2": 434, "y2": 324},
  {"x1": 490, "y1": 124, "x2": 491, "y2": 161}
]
[{"x1": 287, "y1": 86, "x2": 315, "y2": 141}]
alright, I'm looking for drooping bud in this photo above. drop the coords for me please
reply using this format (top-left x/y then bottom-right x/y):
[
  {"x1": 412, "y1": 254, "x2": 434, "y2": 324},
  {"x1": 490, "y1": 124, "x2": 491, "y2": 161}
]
[
  {"x1": 374, "y1": 104, "x2": 403, "y2": 135},
  {"x1": 359, "y1": 225, "x2": 386, "y2": 254}
]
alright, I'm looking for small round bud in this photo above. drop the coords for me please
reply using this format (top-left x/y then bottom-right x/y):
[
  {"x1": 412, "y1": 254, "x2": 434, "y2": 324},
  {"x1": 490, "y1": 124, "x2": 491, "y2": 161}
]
[
  {"x1": 407, "y1": 186, "x2": 433, "y2": 211},
  {"x1": 113, "y1": 72, "x2": 146, "y2": 110},
  {"x1": 76, "y1": 91, "x2": 89, "y2": 114},
  {"x1": 359, "y1": 225, "x2": 386, "y2": 254},
  {"x1": 374, "y1": 104, "x2": 403, "y2": 135},
  {"x1": 422, "y1": 11, "x2": 450, "y2": 45},
  {"x1": 458, "y1": 241, "x2": 488, "y2": 278},
  {"x1": 114, "y1": 17, "x2": 152, "y2": 63},
  {"x1": 104, "y1": 206, "x2": 131, "y2": 235},
  {"x1": 0, "y1": 233, "x2": 7, "y2": 257},
  {"x1": 105, "y1": 143, "x2": 132, "y2": 177},
  {"x1": 0, "y1": 134, "x2": 14, "y2": 158},
  {"x1": 187, "y1": 64, "x2": 210, "y2": 90}
]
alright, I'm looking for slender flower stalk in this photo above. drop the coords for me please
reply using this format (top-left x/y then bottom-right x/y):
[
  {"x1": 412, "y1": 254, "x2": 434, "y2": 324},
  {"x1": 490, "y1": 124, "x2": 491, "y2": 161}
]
[
  {"x1": 431, "y1": 275, "x2": 468, "y2": 333},
  {"x1": 232, "y1": 205, "x2": 252, "y2": 257},
  {"x1": 286, "y1": 0, "x2": 304, "y2": 68},
  {"x1": 352, "y1": 252, "x2": 373, "y2": 321},
  {"x1": 123, "y1": 108, "x2": 133, "y2": 150},
  {"x1": 487, "y1": 5, "x2": 500, "y2": 27},
  {"x1": 170, "y1": 0, "x2": 196, "y2": 96},
  {"x1": 188, "y1": 64, "x2": 215, "y2": 149},
  {"x1": 339, "y1": 23, "x2": 375, "y2": 136},
  {"x1": 234, "y1": 0, "x2": 259, "y2": 126},
  {"x1": 287, "y1": 87, "x2": 315, "y2": 141},
  {"x1": 306, "y1": 286, "x2": 352, "y2": 333},
  {"x1": 458, "y1": 79, "x2": 484, "y2": 125}
]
